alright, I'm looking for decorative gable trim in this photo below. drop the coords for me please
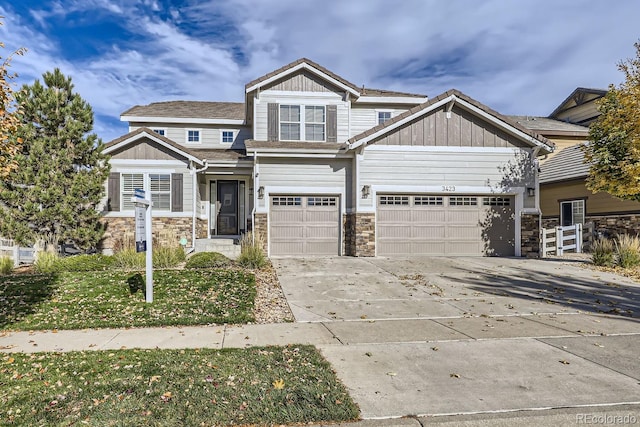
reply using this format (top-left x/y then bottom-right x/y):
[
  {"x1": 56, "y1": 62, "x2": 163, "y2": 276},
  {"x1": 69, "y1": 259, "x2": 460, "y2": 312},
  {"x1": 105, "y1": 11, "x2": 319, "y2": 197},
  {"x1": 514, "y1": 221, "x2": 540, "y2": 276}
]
[
  {"x1": 347, "y1": 90, "x2": 554, "y2": 154},
  {"x1": 104, "y1": 127, "x2": 204, "y2": 165},
  {"x1": 246, "y1": 61, "x2": 361, "y2": 97}
]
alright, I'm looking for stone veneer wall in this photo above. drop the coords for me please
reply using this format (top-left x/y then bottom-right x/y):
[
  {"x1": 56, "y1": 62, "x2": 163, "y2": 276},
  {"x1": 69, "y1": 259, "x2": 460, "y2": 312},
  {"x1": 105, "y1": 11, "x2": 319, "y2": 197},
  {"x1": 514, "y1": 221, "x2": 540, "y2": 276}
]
[
  {"x1": 343, "y1": 213, "x2": 355, "y2": 256},
  {"x1": 100, "y1": 217, "x2": 193, "y2": 253},
  {"x1": 543, "y1": 213, "x2": 640, "y2": 238},
  {"x1": 520, "y1": 213, "x2": 540, "y2": 258},
  {"x1": 253, "y1": 213, "x2": 268, "y2": 253},
  {"x1": 196, "y1": 218, "x2": 208, "y2": 239},
  {"x1": 352, "y1": 213, "x2": 375, "y2": 257}
]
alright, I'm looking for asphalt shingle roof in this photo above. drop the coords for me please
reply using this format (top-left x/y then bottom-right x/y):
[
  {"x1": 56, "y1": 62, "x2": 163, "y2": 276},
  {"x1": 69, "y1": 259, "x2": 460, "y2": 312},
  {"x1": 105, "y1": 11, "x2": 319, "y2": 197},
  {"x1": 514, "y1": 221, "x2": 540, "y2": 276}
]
[
  {"x1": 508, "y1": 116, "x2": 589, "y2": 135},
  {"x1": 539, "y1": 144, "x2": 590, "y2": 184},
  {"x1": 121, "y1": 101, "x2": 245, "y2": 121}
]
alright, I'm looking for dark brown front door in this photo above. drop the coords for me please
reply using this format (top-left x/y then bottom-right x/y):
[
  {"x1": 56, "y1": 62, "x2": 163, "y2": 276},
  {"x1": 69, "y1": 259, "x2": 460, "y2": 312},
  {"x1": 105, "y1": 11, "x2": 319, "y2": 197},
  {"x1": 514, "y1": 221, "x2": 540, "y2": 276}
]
[{"x1": 217, "y1": 181, "x2": 238, "y2": 235}]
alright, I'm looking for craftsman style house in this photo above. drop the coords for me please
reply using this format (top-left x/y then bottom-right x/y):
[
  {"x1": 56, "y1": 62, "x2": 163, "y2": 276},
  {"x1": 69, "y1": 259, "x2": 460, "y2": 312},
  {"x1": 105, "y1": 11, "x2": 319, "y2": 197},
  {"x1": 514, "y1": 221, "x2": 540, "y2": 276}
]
[{"x1": 102, "y1": 58, "x2": 553, "y2": 257}]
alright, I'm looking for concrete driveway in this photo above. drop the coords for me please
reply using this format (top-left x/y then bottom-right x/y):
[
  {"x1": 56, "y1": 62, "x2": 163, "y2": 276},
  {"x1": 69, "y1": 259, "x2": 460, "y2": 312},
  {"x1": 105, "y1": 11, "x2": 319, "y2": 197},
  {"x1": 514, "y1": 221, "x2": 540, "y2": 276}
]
[{"x1": 272, "y1": 256, "x2": 640, "y2": 420}]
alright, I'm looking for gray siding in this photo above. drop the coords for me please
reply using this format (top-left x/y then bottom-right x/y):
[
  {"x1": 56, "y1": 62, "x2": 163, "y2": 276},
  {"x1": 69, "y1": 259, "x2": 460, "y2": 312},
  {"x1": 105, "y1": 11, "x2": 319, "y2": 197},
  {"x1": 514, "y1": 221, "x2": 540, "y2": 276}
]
[
  {"x1": 262, "y1": 70, "x2": 341, "y2": 92},
  {"x1": 258, "y1": 159, "x2": 352, "y2": 210},
  {"x1": 350, "y1": 105, "x2": 411, "y2": 137},
  {"x1": 110, "y1": 138, "x2": 188, "y2": 161},
  {"x1": 129, "y1": 123, "x2": 251, "y2": 150},
  {"x1": 372, "y1": 106, "x2": 529, "y2": 149}
]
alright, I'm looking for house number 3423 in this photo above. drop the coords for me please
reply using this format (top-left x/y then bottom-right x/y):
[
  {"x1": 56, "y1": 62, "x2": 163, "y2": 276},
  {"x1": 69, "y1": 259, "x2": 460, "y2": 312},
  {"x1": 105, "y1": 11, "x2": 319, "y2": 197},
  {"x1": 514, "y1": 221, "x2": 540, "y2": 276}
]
[{"x1": 441, "y1": 185, "x2": 456, "y2": 192}]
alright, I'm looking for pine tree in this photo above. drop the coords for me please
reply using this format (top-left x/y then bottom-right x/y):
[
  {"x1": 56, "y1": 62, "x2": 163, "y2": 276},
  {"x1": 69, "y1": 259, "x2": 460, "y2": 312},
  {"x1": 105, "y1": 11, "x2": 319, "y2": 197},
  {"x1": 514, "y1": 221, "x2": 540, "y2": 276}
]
[{"x1": 0, "y1": 68, "x2": 110, "y2": 250}]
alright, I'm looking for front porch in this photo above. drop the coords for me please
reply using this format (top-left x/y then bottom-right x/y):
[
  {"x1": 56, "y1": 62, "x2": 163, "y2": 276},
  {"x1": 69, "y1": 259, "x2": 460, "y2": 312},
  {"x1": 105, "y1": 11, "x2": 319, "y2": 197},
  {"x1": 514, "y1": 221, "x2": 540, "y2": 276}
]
[{"x1": 194, "y1": 237, "x2": 241, "y2": 259}]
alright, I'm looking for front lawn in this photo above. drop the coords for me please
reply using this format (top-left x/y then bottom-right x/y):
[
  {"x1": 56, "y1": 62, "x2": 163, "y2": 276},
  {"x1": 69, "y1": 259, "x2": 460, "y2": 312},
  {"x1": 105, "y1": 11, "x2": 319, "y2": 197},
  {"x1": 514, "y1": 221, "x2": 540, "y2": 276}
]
[
  {"x1": 0, "y1": 270, "x2": 255, "y2": 331},
  {"x1": 0, "y1": 345, "x2": 359, "y2": 426}
]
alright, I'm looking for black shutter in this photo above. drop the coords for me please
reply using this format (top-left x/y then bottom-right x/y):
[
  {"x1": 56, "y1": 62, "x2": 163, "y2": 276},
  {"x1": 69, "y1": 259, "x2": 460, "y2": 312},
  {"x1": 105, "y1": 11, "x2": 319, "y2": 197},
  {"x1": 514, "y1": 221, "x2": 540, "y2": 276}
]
[
  {"x1": 267, "y1": 103, "x2": 279, "y2": 141},
  {"x1": 171, "y1": 173, "x2": 183, "y2": 212},
  {"x1": 108, "y1": 172, "x2": 120, "y2": 211},
  {"x1": 326, "y1": 104, "x2": 337, "y2": 142}
]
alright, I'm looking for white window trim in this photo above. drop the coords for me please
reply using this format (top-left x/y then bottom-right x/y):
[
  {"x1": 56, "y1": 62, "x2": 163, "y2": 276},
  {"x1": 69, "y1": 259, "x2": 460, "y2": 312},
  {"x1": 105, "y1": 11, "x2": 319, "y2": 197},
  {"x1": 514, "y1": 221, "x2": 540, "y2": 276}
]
[
  {"x1": 151, "y1": 127, "x2": 167, "y2": 137},
  {"x1": 185, "y1": 128, "x2": 202, "y2": 144},
  {"x1": 279, "y1": 104, "x2": 326, "y2": 142},
  {"x1": 560, "y1": 199, "x2": 585, "y2": 226},
  {"x1": 376, "y1": 110, "x2": 393, "y2": 125},
  {"x1": 220, "y1": 129, "x2": 236, "y2": 144},
  {"x1": 120, "y1": 172, "x2": 173, "y2": 213}
]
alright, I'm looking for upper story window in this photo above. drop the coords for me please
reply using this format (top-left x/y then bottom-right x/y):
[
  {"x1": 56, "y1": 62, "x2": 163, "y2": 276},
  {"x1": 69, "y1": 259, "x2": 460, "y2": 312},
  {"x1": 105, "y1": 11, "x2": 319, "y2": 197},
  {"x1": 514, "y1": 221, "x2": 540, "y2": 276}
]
[
  {"x1": 221, "y1": 130, "x2": 235, "y2": 144},
  {"x1": 152, "y1": 128, "x2": 166, "y2": 136},
  {"x1": 279, "y1": 105, "x2": 325, "y2": 141},
  {"x1": 561, "y1": 199, "x2": 585, "y2": 226},
  {"x1": 378, "y1": 111, "x2": 392, "y2": 125},
  {"x1": 187, "y1": 130, "x2": 200, "y2": 143}
]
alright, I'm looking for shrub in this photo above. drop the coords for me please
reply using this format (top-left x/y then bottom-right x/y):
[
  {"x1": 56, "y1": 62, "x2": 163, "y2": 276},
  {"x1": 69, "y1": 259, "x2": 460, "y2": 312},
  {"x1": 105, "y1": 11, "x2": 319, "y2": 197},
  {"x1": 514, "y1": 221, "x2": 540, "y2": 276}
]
[
  {"x1": 590, "y1": 237, "x2": 615, "y2": 267},
  {"x1": 185, "y1": 252, "x2": 233, "y2": 269},
  {"x1": 615, "y1": 234, "x2": 640, "y2": 268},
  {"x1": 0, "y1": 256, "x2": 13, "y2": 275},
  {"x1": 112, "y1": 248, "x2": 145, "y2": 270},
  {"x1": 58, "y1": 254, "x2": 114, "y2": 272},
  {"x1": 34, "y1": 251, "x2": 61, "y2": 274},
  {"x1": 237, "y1": 232, "x2": 267, "y2": 269},
  {"x1": 153, "y1": 246, "x2": 186, "y2": 269}
]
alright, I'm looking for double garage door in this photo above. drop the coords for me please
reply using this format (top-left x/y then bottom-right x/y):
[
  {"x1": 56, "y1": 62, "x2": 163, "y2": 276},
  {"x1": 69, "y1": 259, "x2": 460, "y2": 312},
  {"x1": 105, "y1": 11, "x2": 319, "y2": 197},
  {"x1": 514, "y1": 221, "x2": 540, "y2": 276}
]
[
  {"x1": 377, "y1": 194, "x2": 515, "y2": 256},
  {"x1": 270, "y1": 195, "x2": 340, "y2": 256}
]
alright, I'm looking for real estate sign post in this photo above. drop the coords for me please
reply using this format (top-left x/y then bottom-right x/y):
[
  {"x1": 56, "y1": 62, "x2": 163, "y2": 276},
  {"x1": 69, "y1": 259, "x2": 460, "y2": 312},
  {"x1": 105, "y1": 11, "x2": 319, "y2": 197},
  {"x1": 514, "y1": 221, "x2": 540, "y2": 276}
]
[{"x1": 132, "y1": 189, "x2": 154, "y2": 303}]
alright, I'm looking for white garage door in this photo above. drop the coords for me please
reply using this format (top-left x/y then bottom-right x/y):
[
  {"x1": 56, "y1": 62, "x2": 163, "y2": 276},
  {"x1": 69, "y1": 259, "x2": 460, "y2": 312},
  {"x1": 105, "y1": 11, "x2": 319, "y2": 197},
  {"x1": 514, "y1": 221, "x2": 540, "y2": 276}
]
[
  {"x1": 377, "y1": 195, "x2": 514, "y2": 256},
  {"x1": 270, "y1": 195, "x2": 340, "y2": 256}
]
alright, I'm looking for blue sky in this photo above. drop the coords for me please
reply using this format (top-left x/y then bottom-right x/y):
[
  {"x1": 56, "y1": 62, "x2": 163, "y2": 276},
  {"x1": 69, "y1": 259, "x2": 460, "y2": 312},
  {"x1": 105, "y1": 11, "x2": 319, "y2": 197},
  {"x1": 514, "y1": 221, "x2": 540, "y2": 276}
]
[{"x1": 1, "y1": 0, "x2": 639, "y2": 142}]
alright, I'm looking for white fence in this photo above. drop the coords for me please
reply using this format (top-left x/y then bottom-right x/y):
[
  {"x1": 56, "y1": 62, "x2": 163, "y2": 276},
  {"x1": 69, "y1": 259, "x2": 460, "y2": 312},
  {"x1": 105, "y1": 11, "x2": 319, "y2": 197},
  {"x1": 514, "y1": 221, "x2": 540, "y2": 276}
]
[
  {"x1": 541, "y1": 223, "x2": 593, "y2": 258},
  {"x1": 0, "y1": 238, "x2": 37, "y2": 266}
]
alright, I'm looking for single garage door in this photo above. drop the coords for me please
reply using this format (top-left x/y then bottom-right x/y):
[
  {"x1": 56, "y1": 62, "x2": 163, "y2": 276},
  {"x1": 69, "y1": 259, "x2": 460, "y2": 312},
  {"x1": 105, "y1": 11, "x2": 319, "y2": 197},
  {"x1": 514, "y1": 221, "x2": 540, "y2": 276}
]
[
  {"x1": 270, "y1": 195, "x2": 340, "y2": 256},
  {"x1": 377, "y1": 194, "x2": 514, "y2": 256}
]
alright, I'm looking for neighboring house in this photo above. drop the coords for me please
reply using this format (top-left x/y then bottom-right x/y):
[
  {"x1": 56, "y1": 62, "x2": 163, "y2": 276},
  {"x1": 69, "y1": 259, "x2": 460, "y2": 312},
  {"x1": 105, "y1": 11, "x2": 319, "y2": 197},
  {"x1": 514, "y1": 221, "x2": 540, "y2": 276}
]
[
  {"x1": 516, "y1": 86, "x2": 640, "y2": 235},
  {"x1": 101, "y1": 58, "x2": 553, "y2": 257}
]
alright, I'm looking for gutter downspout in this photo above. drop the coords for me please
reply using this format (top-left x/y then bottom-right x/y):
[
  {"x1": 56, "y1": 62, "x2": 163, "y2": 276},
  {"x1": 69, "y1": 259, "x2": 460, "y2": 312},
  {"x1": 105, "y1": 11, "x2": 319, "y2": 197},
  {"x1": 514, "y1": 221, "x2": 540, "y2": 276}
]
[
  {"x1": 251, "y1": 151, "x2": 258, "y2": 246},
  {"x1": 531, "y1": 146, "x2": 543, "y2": 258},
  {"x1": 190, "y1": 160, "x2": 209, "y2": 254}
]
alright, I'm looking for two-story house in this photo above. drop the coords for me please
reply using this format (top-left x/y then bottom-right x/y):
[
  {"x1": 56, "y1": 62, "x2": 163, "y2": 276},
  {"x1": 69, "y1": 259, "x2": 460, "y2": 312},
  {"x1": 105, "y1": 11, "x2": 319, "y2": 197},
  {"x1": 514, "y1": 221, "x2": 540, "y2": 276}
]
[{"x1": 101, "y1": 58, "x2": 553, "y2": 257}]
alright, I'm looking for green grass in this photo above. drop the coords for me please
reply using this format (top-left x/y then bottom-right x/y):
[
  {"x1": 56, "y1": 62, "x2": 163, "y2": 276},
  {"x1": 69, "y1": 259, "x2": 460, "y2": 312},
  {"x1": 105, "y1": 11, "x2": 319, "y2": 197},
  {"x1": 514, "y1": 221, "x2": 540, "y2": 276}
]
[
  {"x1": 185, "y1": 252, "x2": 233, "y2": 269},
  {"x1": 0, "y1": 269, "x2": 256, "y2": 331},
  {"x1": 0, "y1": 346, "x2": 359, "y2": 426}
]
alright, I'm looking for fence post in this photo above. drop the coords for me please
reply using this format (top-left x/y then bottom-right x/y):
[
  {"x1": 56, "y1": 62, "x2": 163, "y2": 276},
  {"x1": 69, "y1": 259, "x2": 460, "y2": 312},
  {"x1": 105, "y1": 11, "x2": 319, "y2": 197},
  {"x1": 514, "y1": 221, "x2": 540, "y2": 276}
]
[
  {"x1": 13, "y1": 244, "x2": 19, "y2": 267},
  {"x1": 541, "y1": 229, "x2": 547, "y2": 258},
  {"x1": 576, "y1": 223, "x2": 583, "y2": 253},
  {"x1": 555, "y1": 226, "x2": 563, "y2": 256}
]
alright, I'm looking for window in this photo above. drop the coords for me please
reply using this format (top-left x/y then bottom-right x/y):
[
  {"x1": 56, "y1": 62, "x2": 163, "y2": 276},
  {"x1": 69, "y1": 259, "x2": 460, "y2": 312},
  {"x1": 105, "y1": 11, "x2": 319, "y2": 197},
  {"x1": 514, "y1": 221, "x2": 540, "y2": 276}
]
[
  {"x1": 280, "y1": 105, "x2": 300, "y2": 140},
  {"x1": 450, "y1": 196, "x2": 478, "y2": 206},
  {"x1": 122, "y1": 173, "x2": 144, "y2": 210},
  {"x1": 152, "y1": 128, "x2": 165, "y2": 136},
  {"x1": 483, "y1": 197, "x2": 511, "y2": 206},
  {"x1": 221, "y1": 130, "x2": 234, "y2": 144},
  {"x1": 378, "y1": 111, "x2": 392, "y2": 125},
  {"x1": 187, "y1": 130, "x2": 200, "y2": 143},
  {"x1": 280, "y1": 105, "x2": 326, "y2": 141},
  {"x1": 414, "y1": 196, "x2": 443, "y2": 206},
  {"x1": 561, "y1": 200, "x2": 585, "y2": 226},
  {"x1": 272, "y1": 196, "x2": 302, "y2": 206},
  {"x1": 305, "y1": 106, "x2": 325, "y2": 141},
  {"x1": 150, "y1": 174, "x2": 171, "y2": 210},
  {"x1": 308, "y1": 197, "x2": 337, "y2": 206},
  {"x1": 379, "y1": 195, "x2": 409, "y2": 206}
]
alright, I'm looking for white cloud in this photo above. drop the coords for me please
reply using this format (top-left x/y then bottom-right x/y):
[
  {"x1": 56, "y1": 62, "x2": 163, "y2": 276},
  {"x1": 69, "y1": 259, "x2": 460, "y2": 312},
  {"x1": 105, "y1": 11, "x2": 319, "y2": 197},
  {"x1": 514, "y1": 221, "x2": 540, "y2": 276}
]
[{"x1": 3, "y1": 0, "x2": 640, "y2": 141}]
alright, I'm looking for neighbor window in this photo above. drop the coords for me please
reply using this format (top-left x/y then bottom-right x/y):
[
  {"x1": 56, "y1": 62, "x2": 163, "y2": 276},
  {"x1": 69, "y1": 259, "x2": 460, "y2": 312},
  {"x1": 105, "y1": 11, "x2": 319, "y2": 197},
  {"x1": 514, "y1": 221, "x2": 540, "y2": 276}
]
[
  {"x1": 280, "y1": 105, "x2": 325, "y2": 141},
  {"x1": 121, "y1": 173, "x2": 144, "y2": 210},
  {"x1": 150, "y1": 174, "x2": 171, "y2": 210},
  {"x1": 378, "y1": 111, "x2": 392, "y2": 125},
  {"x1": 560, "y1": 200, "x2": 585, "y2": 226},
  {"x1": 152, "y1": 128, "x2": 165, "y2": 136},
  {"x1": 187, "y1": 130, "x2": 200, "y2": 143},
  {"x1": 221, "y1": 130, "x2": 234, "y2": 143}
]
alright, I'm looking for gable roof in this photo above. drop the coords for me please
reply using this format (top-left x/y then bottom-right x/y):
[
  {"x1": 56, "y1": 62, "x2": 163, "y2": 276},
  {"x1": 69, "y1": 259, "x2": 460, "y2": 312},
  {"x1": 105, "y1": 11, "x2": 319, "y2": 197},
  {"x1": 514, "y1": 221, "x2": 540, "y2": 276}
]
[
  {"x1": 508, "y1": 116, "x2": 589, "y2": 137},
  {"x1": 104, "y1": 127, "x2": 204, "y2": 165},
  {"x1": 549, "y1": 87, "x2": 607, "y2": 120},
  {"x1": 121, "y1": 101, "x2": 245, "y2": 123},
  {"x1": 359, "y1": 87, "x2": 428, "y2": 98},
  {"x1": 539, "y1": 144, "x2": 590, "y2": 184},
  {"x1": 245, "y1": 57, "x2": 361, "y2": 97},
  {"x1": 348, "y1": 89, "x2": 555, "y2": 153}
]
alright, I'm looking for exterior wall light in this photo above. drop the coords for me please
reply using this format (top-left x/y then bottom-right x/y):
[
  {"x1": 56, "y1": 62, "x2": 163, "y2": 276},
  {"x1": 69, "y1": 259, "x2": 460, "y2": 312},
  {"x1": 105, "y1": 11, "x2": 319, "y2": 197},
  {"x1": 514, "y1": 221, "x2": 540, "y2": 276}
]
[
  {"x1": 527, "y1": 187, "x2": 535, "y2": 197},
  {"x1": 362, "y1": 185, "x2": 371, "y2": 199},
  {"x1": 258, "y1": 186, "x2": 265, "y2": 199}
]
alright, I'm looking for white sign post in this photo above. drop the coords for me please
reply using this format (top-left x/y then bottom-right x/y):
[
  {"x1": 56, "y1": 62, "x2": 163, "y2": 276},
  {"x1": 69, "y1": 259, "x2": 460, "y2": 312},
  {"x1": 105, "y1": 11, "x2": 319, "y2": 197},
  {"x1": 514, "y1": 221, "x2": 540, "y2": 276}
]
[{"x1": 132, "y1": 189, "x2": 154, "y2": 303}]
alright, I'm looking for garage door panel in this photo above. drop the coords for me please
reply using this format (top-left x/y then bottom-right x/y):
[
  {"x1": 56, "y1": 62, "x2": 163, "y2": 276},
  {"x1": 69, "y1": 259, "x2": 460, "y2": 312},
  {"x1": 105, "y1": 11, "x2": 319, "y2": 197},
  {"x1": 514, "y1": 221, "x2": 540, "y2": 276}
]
[
  {"x1": 270, "y1": 195, "x2": 340, "y2": 256},
  {"x1": 377, "y1": 194, "x2": 515, "y2": 256}
]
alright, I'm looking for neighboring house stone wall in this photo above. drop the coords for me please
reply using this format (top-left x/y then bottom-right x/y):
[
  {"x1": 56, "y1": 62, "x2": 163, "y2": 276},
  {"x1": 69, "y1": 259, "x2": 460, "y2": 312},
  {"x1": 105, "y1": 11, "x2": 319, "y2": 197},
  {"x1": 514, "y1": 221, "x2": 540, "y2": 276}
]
[
  {"x1": 543, "y1": 214, "x2": 640, "y2": 238},
  {"x1": 253, "y1": 213, "x2": 268, "y2": 253},
  {"x1": 520, "y1": 213, "x2": 540, "y2": 258},
  {"x1": 100, "y1": 217, "x2": 193, "y2": 253}
]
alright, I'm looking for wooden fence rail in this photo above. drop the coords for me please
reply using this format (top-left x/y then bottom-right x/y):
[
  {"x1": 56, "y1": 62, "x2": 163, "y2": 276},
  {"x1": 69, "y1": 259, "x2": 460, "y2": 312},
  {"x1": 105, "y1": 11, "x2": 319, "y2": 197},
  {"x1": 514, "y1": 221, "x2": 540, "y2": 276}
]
[
  {"x1": 0, "y1": 238, "x2": 36, "y2": 267},
  {"x1": 541, "y1": 222, "x2": 594, "y2": 258}
]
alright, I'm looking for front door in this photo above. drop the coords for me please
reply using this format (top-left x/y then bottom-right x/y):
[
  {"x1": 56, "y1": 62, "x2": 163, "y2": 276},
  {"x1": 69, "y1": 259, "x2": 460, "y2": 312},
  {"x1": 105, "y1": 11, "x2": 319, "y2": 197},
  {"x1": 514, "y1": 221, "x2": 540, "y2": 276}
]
[{"x1": 217, "y1": 181, "x2": 239, "y2": 235}]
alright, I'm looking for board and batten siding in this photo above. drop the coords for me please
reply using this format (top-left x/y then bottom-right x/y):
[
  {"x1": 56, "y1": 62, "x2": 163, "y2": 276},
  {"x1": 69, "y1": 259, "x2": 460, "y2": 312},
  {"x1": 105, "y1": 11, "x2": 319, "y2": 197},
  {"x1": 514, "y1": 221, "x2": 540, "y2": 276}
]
[
  {"x1": 253, "y1": 93, "x2": 349, "y2": 142},
  {"x1": 350, "y1": 106, "x2": 412, "y2": 138},
  {"x1": 261, "y1": 70, "x2": 340, "y2": 93},
  {"x1": 110, "y1": 138, "x2": 188, "y2": 161},
  {"x1": 129, "y1": 124, "x2": 251, "y2": 149},
  {"x1": 541, "y1": 179, "x2": 640, "y2": 217},
  {"x1": 257, "y1": 159, "x2": 352, "y2": 210},
  {"x1": 371, "y1": 106, "x2": 529, "y2": 149},
  {"x1": 359, "y1": 149, "x2": 535, "y2": 208}
]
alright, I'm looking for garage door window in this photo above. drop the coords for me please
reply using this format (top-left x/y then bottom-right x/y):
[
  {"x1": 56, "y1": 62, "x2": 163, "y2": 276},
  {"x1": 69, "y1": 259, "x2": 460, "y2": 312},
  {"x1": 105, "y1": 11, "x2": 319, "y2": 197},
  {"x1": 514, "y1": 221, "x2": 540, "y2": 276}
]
[
  {"x1": 450, "y1": 196, "x2": 478, "y2": 206},
  {"x1": 483, "y1": 197, "x2": 511, "y2": 206},
  {"x1": 272, "y1": 196, "x2": 302, "y2": 206},
  {"x1": 415, "y1": 196, "x2": 443, "y2": 206},
  {"x1": 379, "y1": 195, "x2": 409, "y2": 205},
  {"x1": 308, "y1": 197, "x2": 337, "y2": 206}
]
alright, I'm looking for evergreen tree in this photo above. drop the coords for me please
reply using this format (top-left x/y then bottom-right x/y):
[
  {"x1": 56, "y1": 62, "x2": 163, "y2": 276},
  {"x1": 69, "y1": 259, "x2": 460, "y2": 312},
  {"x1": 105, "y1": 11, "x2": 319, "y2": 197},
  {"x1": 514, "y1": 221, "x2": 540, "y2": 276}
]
[{"x1": 0, "y1": 68, "x2": 110, "y2": 250}]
